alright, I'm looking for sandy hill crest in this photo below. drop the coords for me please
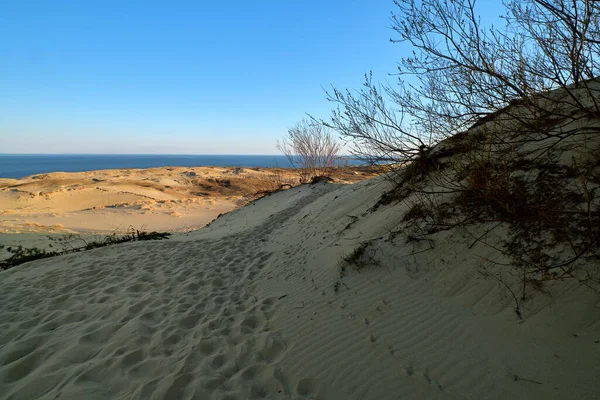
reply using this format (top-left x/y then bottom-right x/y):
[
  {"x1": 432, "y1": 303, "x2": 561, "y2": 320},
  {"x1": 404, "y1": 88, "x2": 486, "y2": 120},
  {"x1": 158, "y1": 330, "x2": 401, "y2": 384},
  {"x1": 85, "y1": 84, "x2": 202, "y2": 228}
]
[{"x1": 0, "y1": 96, "x2": 599, "y2": 398}]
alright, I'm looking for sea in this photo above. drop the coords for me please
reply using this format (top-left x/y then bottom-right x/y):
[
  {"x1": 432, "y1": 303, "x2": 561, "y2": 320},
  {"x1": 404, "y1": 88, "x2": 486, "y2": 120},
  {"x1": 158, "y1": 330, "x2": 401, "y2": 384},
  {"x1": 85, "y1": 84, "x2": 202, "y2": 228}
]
[
  {"x1": 0, "y1": 154, "x2": 302, "y2": 179},
  {"x1": 0, "y1": 154, "x2": 366, "y2": 179}
]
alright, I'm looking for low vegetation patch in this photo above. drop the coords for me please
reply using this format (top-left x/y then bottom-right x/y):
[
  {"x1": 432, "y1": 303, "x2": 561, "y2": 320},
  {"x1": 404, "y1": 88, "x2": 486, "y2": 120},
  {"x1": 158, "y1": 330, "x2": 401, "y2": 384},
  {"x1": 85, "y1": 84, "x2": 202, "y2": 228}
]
[
  {"x1": 0, "y1": 228, "x2": 170, "y2": 271},
  {"x1": 384, "y1": 132, "x2": 600, "y2": 303},
  {"x1": 335, "y1": 240, "x2": 382, "y2": 293}
]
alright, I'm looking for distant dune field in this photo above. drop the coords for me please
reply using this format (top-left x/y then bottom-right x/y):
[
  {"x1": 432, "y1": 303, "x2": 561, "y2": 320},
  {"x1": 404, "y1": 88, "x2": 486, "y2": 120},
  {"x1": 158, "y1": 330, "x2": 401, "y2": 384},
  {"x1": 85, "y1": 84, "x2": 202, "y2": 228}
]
[{"x1": 0, "y1": 166, "x2": 377, "y2": 235}]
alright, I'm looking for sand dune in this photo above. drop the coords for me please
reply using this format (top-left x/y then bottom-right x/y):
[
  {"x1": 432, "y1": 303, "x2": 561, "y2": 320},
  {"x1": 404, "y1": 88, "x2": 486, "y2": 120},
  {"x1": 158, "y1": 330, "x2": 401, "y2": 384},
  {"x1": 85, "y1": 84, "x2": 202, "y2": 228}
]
[
  {"x1": 1, "y1": 106, "x2": 599, "y2": 399},
  {"x1": 0, "y1": 166, "x2": 375, "y2": 235},
  {"x1": 0, "y1": 176, "x2": 598, "y2": 399}
]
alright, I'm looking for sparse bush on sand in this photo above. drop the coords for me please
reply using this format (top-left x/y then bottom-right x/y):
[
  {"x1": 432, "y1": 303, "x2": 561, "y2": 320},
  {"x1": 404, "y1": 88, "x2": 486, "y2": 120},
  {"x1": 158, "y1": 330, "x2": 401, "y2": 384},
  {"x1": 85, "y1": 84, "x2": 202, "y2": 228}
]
[
  {"x1": 0, "y1": 245, "x2": 58, "y2": 270},
  {"x1": 278, "y1": 118, "x2": 343, "y2": 183},
  {"x1": 0, "y1": 227, "x2": 170, "y2": 271},
  {"x1": 335, "y1": 241, "x2": 382, "y2": 293},
  {"x1": 244, "y1": 169, "x2": 295, "y2": 202},
  {"x1": 317, "y1": 0, "x2": 600, "y2": 303}
]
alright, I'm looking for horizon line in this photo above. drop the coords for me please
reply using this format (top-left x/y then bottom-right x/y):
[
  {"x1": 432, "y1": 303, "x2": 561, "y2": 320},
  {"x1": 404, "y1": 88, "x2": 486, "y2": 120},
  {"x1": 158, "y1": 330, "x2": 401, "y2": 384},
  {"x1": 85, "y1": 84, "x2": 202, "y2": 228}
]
[
  {"x1": 0, "y1": 153, "x2": 358, "y2": 157},
  {"x1": 0, "y1": 153, "x2": 285, "y2": 156}
]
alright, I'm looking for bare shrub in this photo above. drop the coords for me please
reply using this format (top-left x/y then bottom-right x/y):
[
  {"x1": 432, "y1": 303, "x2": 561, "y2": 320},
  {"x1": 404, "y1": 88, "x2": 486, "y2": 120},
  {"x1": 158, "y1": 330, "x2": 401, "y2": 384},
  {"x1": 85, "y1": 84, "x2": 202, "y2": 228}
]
[
  {"x1": 244, "y1": 170, "x2": 295, "y2": 202},
  {"x1": 317, "y1": 0, "x2": 600, "y2": 297},
  {"x1": 322, "y1": 0, "x2": 600, "y2": 174},
  {"x1": 278, "y1": 118, "x2": 342, "y2": 182}
]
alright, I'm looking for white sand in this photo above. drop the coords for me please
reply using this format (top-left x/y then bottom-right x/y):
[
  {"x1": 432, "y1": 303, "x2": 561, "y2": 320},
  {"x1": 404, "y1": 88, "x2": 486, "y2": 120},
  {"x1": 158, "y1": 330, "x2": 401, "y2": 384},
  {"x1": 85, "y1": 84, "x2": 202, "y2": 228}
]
[{"x1": 0, "y1": 176, "x2": 598, "y2": 399}]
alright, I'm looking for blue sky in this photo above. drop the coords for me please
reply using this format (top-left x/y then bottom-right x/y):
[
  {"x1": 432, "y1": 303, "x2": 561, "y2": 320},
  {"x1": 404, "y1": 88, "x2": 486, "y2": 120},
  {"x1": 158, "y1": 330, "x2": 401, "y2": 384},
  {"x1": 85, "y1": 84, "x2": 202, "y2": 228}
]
[{"x1": 0, "y1": 1, "x2": 504, "y2": 154}]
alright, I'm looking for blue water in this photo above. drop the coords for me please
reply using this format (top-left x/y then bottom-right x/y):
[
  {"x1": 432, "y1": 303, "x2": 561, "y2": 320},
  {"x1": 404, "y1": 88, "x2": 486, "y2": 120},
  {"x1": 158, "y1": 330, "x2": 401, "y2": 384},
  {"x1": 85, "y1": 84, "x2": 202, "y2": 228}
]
[{"x1": 0, "y1": 154, "x2": 298, "y2": 179}]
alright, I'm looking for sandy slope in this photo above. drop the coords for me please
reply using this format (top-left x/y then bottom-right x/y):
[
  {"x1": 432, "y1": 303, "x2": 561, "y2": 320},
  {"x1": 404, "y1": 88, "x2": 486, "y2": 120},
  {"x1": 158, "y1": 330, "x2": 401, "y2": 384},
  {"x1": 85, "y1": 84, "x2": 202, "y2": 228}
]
[{"x1": 0, "y1": 178, "x2": 598, "y2": 400}]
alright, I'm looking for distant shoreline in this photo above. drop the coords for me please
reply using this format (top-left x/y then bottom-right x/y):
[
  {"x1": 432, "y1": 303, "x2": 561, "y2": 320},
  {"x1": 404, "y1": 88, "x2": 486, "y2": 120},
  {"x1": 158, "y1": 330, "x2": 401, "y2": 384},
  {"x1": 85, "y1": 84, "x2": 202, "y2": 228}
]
[{"x1": 0, "y1": 154, "x2": 363, "y2": 179}]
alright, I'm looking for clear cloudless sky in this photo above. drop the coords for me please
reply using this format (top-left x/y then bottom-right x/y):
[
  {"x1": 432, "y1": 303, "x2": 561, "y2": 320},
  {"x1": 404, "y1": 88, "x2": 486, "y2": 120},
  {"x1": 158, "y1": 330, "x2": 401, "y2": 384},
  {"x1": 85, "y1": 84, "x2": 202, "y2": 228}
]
[{"x1": 0, "y1": 0, "x2": 506, "y2": 154}]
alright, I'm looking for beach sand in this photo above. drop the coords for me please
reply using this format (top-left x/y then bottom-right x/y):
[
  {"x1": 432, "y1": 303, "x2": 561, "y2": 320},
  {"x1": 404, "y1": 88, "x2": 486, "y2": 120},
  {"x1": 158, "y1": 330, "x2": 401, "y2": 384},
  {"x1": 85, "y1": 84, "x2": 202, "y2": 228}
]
[{"x1": 0, "y1": 175, "x2": 598, "y2": 399}]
